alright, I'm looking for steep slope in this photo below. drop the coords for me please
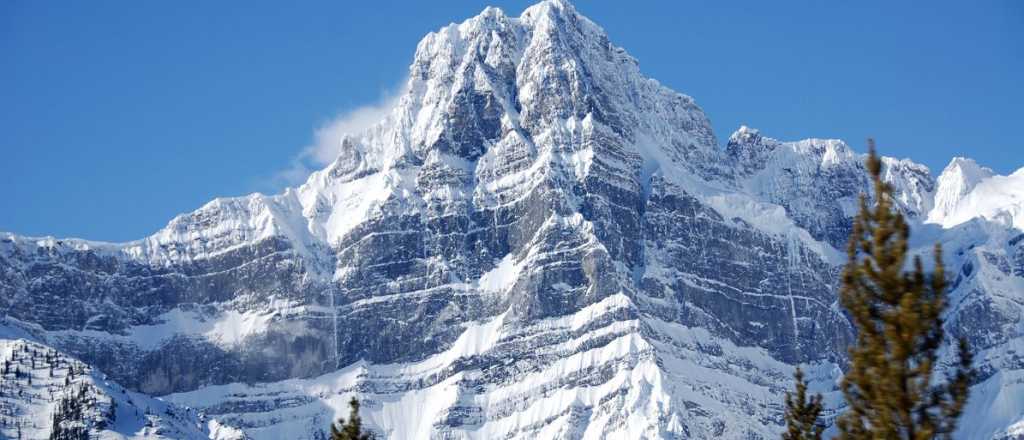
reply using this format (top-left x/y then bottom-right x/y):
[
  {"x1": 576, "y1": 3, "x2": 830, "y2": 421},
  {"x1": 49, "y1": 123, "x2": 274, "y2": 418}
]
[{"x1": 0, "y1": 1, "x2": 1022, "y2": 439}]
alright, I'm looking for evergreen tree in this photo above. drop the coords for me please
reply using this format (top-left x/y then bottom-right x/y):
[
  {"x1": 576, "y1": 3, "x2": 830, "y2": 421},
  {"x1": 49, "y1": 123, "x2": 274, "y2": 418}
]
[
  {"x1": 783, "y1": 368, "x2": 824, "y2": 440},
  {"x1": 49, "y1": 384, "x2": 90, "y2": 440},
  {"x1": 836, "y1": 141, "x2": 974, "y2": 440},
  {"x1": 330, "y1": 397, "x2": 374, "y2": 440}
]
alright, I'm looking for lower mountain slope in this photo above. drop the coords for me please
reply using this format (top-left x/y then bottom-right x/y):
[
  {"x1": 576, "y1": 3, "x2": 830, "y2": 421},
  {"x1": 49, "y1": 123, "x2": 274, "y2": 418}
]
[{"x1": 0, "y1": 325, "x2": 246, "y2": 439}]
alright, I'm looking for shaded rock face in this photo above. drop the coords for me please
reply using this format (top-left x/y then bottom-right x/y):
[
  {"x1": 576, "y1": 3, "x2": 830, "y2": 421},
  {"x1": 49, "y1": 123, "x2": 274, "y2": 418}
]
[
  {"x1": 0, "y1": 1, "x2": 1021, "y2": 439},
  {"x1": 0, "y1": 235, "x2": 332, "y2": 394},
  {"x1": 640, "y1": 178, "x2": 851, "y2": 365},
  {"x1": 725, "y1": 126, "x2": 935, "y2": 250}
]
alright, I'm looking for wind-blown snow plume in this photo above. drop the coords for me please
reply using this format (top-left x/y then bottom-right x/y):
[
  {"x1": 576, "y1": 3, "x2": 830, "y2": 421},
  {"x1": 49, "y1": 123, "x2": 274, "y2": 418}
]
[{"x1": 274, "y1": 79, "x2": 406, "y2": 186}]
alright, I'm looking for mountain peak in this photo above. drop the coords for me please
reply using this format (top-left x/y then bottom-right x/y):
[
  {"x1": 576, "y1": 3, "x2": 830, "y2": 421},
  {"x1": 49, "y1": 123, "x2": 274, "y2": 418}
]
[
  {"x1": 931, "y1": 157, "x2": 995, "y2": 219},
  {"x1": 725, "y1": 125, "x2": 781, "y2": 175},
  {"x1": 728, "y1": 125, "x2": 762, "y2": 143},
  {"x1": 520, "y1": 0, "x2": 578, "y2": 19},
  {"x1": 926, "y1": 156, "x2": 1024, "y2": 229},
  {"x1": 941, "y1": 156, "x2": 995, "y2": 182}
]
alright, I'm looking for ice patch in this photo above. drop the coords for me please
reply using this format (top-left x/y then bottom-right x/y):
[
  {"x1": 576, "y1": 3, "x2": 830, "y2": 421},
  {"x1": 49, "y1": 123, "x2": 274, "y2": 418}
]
[{"x1": 478, "y1": 253, "x2": 523, "y2": 294}]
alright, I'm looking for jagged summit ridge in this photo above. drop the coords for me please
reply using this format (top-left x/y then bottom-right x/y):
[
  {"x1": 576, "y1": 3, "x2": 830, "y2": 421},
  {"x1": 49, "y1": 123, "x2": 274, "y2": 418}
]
[
  {"x1": 38, "y1": 0, "x2": 735, "y2": 268},
  {"x1": 291, "y1": 0, "x2": 724, "y2": 248},
  {"x1": 724, "y1": 125, "x2": 935, "y2": 249}
]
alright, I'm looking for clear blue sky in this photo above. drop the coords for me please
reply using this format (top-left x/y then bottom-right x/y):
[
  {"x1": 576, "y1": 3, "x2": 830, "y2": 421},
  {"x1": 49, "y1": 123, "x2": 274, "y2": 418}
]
[{"x1": 2, "y1": 1, "x2": 1021, "y2": 241}]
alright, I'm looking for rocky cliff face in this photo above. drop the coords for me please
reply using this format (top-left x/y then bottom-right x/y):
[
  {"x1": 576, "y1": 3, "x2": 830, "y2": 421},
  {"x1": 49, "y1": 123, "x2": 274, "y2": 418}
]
[{"x1": 2, "y1": 1, "x2": 1023, "y2": 439}]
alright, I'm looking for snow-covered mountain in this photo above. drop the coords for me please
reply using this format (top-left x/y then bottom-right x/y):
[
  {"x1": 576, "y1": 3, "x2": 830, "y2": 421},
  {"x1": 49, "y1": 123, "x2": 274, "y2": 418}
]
[
  {"x1": 1, "y1": 1, "x2": 1023, "y2": 438},
  {"x1": 928, "y1": 157, "x2": 1024, "y2": 231}
]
